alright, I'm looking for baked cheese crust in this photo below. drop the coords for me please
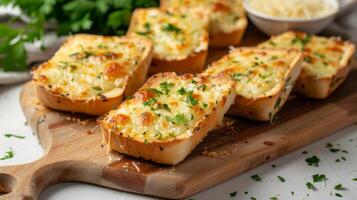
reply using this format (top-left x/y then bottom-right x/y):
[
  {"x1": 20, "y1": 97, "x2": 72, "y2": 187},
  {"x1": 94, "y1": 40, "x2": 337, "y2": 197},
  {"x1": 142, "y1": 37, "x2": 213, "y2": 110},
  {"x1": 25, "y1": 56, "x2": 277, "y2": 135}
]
[
  {"x1": 128, "y1": 8, "x2": 209, "y2": 61},
  {"x1": 259, "y1": 31, "x2": 354, "y2": 78},
  {"x1": 99, "y1": 73, "x2": 234, "y2": 143},
  {"x1": 204, "y1": 48, "x2": 303, "y2": 121},
  {"x1": 205, "y1": 48, "x2": 301, "y2": 98},
  {"x1": 32, "y1": 34, "x2": 153, "y2": 115},
  {"x1": 33, "y1": 34, "x2": 150, "y2": 101},
  {"x1": 98, "y1": 72, "x2": 236, "y2": 164},
  {"x1": 161, "y1": 0, "x2": 246, "y2": 35},
  {"x1": 258, "y1": 31, "x2": 356, "y2": 99}
]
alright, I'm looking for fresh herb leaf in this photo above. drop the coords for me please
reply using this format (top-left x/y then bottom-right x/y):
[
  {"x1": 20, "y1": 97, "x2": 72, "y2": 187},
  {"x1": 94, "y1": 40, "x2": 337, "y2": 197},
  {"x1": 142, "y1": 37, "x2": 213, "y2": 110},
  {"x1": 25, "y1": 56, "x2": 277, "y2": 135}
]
[
  {"x1": 329, "y1": 148, "x2": 341, "y2": 153},
  {"x1": 160, "y1": 82, "x2": 174, "y2": 95},
  {"x1": 186, "y1": 91, "x2": 198, "y2": 106},
  {"x1": 335, "y1": 193, "x2": 343, "y2": 198},
  {"x1": 312, "y1": 174, "x2": 327, "y2": 183},
  {"x1": 229, "y1": 191, "x2": 237, "y2": 197},
  {"x1": 136, "y1": 22, "x2": 151, "y2": 35},
  {"x1": 0, "y1": 148, "x2": 14, "y2": 160},
  {"x1": 143, "y1": 98, "x2": 156, "y2": 106},
  {"x1": 177, "y1": 87, "x2": 187, "y2": 95},
  {"x1": 251, "y1": 174, "x2": 262, "y2": 182},
  {"x1": 149, "y1": 88, "x2": 163, "y2": 96},
  {"x1": 334, "y1": 184, "x2": 346, "y2": 190},
  {"x1": 165, "y1": 114, "x2": 189, "y2": 125},
  {"x1": 232, "y1": 73, "x2": 245, "y2": 80},
  {"x1": 270, "y1": 196, "x2": 279, "y2": 200},
  {"x1": 306, "y1": 182, "x2": 316, "y2": 190},
  {"x1": 4, "y1": 133, "x2": 25, "y2": 139},
  {"x1": 305, "y1": 155, "x2": 320, "y2": 167},
  {"x1": 162, "y1": 23, "x2": 181, "y2": 34}
]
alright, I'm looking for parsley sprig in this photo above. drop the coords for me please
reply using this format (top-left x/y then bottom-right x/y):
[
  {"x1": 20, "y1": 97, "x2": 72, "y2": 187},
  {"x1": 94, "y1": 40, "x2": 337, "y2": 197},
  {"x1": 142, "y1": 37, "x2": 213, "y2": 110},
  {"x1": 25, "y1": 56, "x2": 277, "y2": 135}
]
[{"x1": 0, "y1": 0, "x2": 159, "y2": 71}]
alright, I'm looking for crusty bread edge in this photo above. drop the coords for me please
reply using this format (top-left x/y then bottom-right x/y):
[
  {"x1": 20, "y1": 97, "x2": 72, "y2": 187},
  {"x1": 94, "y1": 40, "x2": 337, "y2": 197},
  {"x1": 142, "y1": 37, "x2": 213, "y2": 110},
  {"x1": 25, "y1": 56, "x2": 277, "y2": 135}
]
[
  {"x1": 294, "y1": 42, "x2": 356, "y2": 99},
  {"x1": 127, "y1": 8, "x2": 209, "y2": 74},
  {"x1": 33, "y1": 34, "x2": 153, "y2": 116},
  {"x1": 98, "y1": 73, "x2": 237, "y2": 165},
  {"x1": 225, "y1": 48, "x2": 303, "y2": 121}
]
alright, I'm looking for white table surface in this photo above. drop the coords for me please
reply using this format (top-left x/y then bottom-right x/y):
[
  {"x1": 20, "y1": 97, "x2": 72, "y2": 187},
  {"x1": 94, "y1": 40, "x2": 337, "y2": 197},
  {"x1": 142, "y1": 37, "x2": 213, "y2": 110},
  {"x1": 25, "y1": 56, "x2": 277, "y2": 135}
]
[{"x1": 0, "y1": 84, "x2": 357, "y2": 200}]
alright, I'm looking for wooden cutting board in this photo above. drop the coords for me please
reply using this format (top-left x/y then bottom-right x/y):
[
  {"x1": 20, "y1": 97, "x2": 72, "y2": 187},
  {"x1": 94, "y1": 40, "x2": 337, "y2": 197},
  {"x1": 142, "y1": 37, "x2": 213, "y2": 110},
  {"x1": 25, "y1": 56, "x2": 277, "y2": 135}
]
[{"x1": 1, "y1": 29, "x2": 357, "y2": 200}]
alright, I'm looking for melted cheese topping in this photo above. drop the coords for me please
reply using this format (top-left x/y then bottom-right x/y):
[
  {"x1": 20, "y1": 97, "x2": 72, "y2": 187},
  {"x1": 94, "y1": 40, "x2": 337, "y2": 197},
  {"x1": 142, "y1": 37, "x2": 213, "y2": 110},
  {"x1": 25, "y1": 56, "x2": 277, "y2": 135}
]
[
  {"x1": 33, "y1": 34, "x2": 148, "y2": 100},
  {"x1": 205, "y1": 49, "x2": 298, "y2": 98},
  {"x1": 100, "y1": 73, "x2": 233, "y2": 143},
  {"x1": 163, "y1": 0, "x2": 246, "y2": 34},
  {"x1": 259, "y1": 32, "x2": 351, "y2": 78},
  {"x1": 130, "y1": 8, "x2": 208, "y2": 61}
]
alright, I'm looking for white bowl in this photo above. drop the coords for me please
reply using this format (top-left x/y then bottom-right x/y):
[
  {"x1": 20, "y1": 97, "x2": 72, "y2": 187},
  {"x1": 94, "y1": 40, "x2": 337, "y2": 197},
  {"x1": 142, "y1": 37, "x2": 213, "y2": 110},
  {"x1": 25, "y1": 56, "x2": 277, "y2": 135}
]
[{"x1": 243, "y1": 0, "x2": 339, "y2": 35}]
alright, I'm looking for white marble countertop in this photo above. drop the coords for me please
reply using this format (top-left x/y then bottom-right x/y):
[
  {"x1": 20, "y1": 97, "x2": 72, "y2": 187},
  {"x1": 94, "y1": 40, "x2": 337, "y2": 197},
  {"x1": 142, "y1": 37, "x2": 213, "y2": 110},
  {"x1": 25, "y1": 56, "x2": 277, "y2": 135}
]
[{"x1": 1, "y1": 84, "x2": 357, "y2": 200}]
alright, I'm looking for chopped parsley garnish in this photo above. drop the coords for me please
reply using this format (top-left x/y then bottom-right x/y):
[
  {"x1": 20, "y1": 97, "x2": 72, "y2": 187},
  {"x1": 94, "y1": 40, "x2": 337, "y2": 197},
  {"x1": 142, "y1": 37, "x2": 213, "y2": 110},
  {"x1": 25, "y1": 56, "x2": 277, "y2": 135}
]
[
  {"x1": 92, "y1": 86, "x2": 102, "y2": 91},
  {"x1": 335, "y1": 193, "x2": 343, "y2": 198},
  {"x1": 136, "y1": 22, "x2": 151, "y2": 35},
  {"x1": 4, "y1": 133, "x2": 25, "y2": 139},
  {"x1": 251, "y1": 174, "x2": 262, "y2": 182},
  {"x1": 302, "y1": 150, "x2": 308, "y2": 154},
  {"x1": 202, "y1": 103, "x2": 208, "y2": 108},
  {"x1": 186, "y1": 91, "x2": 198, "y2": 106},
  {"x1": 326, "y1": 143, "x2": 333, "y2": 148},
  {"x1": 306, "y1": 182, "x2": 316, "y2": 190},
  {"x1": 229, "y1": 191, "x2": 238, "y2": 197},
  {"x1": 250, "y1": 197, "x2": 257, "y2": 200},
  {"x1": 268, "y1": 41, "x2": 276, "y2": 46},
  {"x1": 0, "y1": 148, "x2": 14, "y2": 160},
  {"x1": 314, "y1": 52, "x2": 325, "y2": 58},
  {"x1": 270, "y1": 196, "x2": 279, "y2": 200},
  {"x1": 177, "y1": 87, "x2": 187, "y2": 95},
  {"x1": 305, "y1": 155, "x2": 320, "y2": 167},
  {"x1": 143, "y1": 98, "x2": 156, "y2": 106},
  {"x1": 312, "y1": 174, "x2": 327, "y2": 183},
  {"x1": 160, "y1": 82, "x2": 174, "y2": 95},
  {"x1": 277, "y1": 176, "x2": 285, "y2": 182},
  {"x1": 162, "y1": 23, "x2": 181, "y2": 34},
  {"x1": 329, "y1": 148, "x2": 341, "y2": 153},
  {"x1": 271, "y1": 164, "x2": 276, "y2": 168},
  {"x1": 353, "y1": 178, "x2": 357, "y2": 181},
  {"x1": 198, "y1": 84, "x2": 206, "y2": 91},
  {"x1": 334, "y1": 184, "x2": 346, "y2": 190},
  {"x1": 161, "y1": 103, "x2": 171, "y2": 112},
  {"x1": 165, "y1": 114, "x2": 189, "y2": 125},
  {"x1": 232, "y1": 73, "x2": 245, "y2": 81},
  {"x1": 149, "y1": 88, "x2": 163, "y2": 96},
  {"x1": 292, "y1": 35, "x2": 311, "y2": 49}
]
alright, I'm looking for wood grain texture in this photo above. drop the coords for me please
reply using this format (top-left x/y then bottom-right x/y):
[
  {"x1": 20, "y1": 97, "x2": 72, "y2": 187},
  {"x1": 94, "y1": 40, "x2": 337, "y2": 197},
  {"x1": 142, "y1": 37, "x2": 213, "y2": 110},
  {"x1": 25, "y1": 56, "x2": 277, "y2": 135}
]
[{"x1": 0, "y1": 27, "x2": 356, "y2": 199}]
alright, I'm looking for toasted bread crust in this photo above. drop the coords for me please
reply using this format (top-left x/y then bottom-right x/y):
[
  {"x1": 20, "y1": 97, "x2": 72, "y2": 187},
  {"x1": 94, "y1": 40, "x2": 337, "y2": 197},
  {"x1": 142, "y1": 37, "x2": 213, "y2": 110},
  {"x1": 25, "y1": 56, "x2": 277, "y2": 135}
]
[
  {"x1": 209, "y1": 18, "x2": 248, "y2": 48},
  {"x1": 149, "y1": 51, "x2": 208, "y2": 75},
  {"x1": 33, "y1": 35, "x2": 153, "y2": 116},
  {"x1": 127, "y1": 8, "x2": 209, "y2": 74},
  {"x1": 98, "y1": 72, "x2": 236, "y2": 164}
]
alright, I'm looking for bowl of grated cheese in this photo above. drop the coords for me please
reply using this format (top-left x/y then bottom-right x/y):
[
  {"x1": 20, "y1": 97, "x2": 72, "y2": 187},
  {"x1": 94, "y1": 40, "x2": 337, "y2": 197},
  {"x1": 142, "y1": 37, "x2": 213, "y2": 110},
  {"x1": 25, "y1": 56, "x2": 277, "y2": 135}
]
[{"x1": 243, "y1": 0, "x2": 339, "y2": 35}]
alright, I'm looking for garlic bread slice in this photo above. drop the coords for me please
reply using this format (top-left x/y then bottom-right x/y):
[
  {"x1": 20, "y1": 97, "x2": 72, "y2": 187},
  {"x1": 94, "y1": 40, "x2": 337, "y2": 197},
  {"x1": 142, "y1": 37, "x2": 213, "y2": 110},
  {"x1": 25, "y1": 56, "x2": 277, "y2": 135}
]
[
  {"x1": 161, "y1": 0, "x2": 248, "y2": 47},
  {"x1": 259, "y1": 31, "x2": 356, "y2": 99},
  {"x1": 32, "y1": 34, "x2": 153, "y2": 116},
  {"x1": 127, "y1": 8, "x2": 209, "y2": 74},
  {"x1": 98, "y1": 72, "x2": 236, "y2": 165},
  {"x1": 204, "y1": 48, "x2": 303, "y2": 121}
]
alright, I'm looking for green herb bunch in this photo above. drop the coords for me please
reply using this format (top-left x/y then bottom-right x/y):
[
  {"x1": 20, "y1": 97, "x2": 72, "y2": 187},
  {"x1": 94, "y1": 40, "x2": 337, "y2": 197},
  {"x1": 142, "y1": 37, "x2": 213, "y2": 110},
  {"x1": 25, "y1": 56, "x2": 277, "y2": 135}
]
[{"x1": 0, "y1": 0, "x2": 159, "y2": 71}]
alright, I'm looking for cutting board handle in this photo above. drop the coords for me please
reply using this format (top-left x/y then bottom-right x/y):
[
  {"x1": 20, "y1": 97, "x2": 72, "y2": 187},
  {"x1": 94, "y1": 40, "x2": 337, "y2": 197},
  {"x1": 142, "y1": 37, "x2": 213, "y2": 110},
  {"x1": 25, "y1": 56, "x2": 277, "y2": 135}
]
[{"x1": 0, "y1": 159, "x2": 105, "y2": 200}]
